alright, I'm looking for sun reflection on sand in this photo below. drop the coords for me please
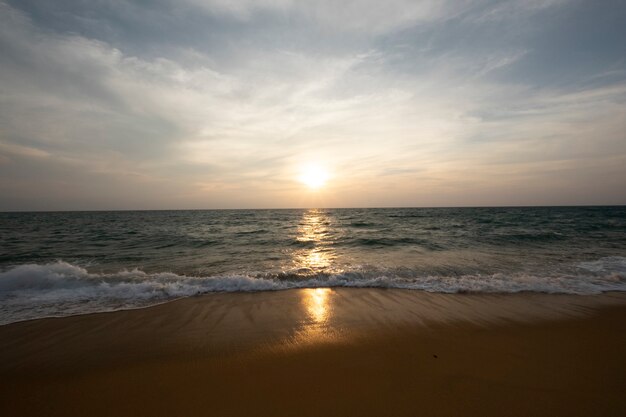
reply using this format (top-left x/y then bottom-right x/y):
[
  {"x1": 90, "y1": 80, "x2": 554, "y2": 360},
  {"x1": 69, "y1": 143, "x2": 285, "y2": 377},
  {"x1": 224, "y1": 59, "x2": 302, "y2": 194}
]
[
  {"x1": 304, "y1": 288, "x2": 331, "y2": 324},
  {"x1": 293, "y1": 287, "x2": 339, "y2": 345}
]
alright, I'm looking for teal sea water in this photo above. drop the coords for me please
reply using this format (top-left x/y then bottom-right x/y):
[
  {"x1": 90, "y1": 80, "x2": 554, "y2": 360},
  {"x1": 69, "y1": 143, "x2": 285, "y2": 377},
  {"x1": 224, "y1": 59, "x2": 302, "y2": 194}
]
[{"x1": 1, "y1": 207, "x2": 625, "y2": 324}]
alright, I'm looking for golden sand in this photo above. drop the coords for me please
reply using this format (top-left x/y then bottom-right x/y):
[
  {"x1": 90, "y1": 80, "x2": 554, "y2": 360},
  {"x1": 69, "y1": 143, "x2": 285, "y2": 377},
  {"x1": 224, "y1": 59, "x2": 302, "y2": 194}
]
[{"x1": 1, "y1": 289, "x2": 625, "y2": 416}]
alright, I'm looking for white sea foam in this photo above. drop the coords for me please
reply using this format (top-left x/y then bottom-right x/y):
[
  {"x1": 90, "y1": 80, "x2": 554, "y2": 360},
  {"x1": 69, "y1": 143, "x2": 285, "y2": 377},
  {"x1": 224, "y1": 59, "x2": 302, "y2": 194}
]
[
  {"x1": 577, "y1": 256, "x2": 626, "y2": 274},
  {"x1": 1, "y1": 259, "x2": 625, "y2": 325}
]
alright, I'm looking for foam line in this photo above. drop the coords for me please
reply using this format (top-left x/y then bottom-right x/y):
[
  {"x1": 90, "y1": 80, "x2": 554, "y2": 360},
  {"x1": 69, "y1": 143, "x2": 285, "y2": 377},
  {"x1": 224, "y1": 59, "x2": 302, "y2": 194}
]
[{"x1": 1, "y1": 258, "x2": 625, "y2": 325}]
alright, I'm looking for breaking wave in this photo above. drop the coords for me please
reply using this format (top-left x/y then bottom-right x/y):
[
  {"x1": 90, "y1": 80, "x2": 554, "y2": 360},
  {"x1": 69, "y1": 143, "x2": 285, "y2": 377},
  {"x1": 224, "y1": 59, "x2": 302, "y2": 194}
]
[{"x1": 1, "y1": 257, "x2": 625, "y2": 325}]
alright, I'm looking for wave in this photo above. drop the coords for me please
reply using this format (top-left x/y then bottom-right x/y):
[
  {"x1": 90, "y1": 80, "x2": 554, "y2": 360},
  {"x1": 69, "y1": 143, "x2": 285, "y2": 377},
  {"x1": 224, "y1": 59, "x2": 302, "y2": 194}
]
[{"x1": 1, "y1": 258, "x2": 625, "y2": 325}]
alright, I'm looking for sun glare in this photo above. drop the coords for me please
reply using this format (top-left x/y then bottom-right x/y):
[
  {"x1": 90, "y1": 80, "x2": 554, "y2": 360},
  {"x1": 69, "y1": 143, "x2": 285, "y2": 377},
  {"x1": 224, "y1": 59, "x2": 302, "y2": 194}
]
[{"x1": 299, "y1": 165, "x2": 329, "y2": 190}]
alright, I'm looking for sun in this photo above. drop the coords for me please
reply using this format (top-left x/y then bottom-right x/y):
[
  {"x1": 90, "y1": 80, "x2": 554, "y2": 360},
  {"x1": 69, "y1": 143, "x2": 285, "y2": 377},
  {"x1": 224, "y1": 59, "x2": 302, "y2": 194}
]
[{"x1": 299, "y1": 164, "x2": 329, "y2": 190}]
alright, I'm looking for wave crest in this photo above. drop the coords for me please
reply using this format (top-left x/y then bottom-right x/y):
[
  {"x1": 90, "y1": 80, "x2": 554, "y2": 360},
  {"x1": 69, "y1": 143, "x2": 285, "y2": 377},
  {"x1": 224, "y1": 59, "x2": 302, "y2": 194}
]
[{"x1": 1, "y1": 259, "x2": 625, "y2": 325}]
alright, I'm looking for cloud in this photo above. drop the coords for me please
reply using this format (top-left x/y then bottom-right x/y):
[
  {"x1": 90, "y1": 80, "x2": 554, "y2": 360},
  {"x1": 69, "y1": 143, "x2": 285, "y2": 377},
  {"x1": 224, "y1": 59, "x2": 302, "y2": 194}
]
[
  {"x1": 1, "y1": 0, "x2": 625, "y2": 209},
  {"x1": 186, "y1": 0, "x2": 471, "y2": 33},
  {"x1": 468, "y1": 0, "x2": 571, "y2": 23}
]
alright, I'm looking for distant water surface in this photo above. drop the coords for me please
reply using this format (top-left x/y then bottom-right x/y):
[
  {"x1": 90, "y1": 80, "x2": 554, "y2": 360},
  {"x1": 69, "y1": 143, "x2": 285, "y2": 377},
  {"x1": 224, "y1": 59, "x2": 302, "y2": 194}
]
[{"x1": 1, "y1": 207, "x2": 625, "y2": 324}]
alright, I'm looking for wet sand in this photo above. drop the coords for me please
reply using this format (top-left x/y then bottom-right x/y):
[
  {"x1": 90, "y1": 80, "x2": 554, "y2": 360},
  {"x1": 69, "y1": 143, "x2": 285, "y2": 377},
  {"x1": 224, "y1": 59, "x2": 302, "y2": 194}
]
[{"x1": 1, "y1": 289, "x2": 626, "y2": 416}]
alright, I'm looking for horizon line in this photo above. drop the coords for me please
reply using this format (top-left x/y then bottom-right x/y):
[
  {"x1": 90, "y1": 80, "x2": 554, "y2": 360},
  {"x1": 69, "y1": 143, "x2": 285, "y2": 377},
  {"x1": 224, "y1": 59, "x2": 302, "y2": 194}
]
[{"x1": 1, "y1": 204, "x2": 625, "y2": 213}]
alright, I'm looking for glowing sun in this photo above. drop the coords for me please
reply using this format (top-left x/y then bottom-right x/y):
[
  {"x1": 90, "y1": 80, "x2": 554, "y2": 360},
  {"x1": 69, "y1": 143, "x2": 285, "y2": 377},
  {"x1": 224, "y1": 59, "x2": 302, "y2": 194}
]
[{"x1": 299, "y1": 164, "x2": 329, "y2": 189}]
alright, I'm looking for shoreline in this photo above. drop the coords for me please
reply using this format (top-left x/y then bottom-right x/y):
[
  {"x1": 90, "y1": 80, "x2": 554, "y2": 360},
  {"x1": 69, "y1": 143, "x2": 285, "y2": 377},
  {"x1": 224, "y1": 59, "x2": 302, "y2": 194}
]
[
  {"x1": 3, "y1": 285, "x2": 626, "y2": 327},
  {"x1": 2, "y1": 289, "x2": 626, "y2": 416}
]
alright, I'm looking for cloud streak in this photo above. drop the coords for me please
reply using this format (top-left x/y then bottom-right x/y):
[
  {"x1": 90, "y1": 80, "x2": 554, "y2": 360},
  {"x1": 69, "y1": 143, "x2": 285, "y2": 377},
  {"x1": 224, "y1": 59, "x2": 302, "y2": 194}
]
[{"x1": 0, "y1": 0, "x2": 625, "y2": 209}]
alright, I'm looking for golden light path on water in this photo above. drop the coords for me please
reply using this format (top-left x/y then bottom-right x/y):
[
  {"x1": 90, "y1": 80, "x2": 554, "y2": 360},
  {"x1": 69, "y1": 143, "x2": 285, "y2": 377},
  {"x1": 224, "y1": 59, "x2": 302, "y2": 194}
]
[
  {"x1": 293, "y1": 208, "x2": 334, "y2": 271},
  {"x1": 294, "y1": 210, "x2": 336, "y2": 342}
]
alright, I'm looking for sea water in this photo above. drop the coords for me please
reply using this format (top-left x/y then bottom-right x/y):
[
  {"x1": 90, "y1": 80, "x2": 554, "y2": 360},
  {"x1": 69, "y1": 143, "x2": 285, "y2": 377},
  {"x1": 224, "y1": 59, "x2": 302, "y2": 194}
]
[{"x1": 1, "y1": 207, "x2": 625, "y2": 324}]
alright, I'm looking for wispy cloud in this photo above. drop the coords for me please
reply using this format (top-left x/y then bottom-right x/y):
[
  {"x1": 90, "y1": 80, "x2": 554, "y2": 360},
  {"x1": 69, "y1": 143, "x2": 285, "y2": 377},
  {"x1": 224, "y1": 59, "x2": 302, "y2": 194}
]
[{"x1": 1, "y1": 0, "x2": 625, "y2": 209}]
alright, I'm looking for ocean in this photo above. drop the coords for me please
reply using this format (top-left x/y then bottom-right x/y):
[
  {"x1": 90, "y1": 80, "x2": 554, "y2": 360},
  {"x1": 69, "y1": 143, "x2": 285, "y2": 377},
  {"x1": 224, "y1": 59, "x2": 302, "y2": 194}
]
[{"x1": 1, "y1": 206, "x2": 625, "y2": 325}]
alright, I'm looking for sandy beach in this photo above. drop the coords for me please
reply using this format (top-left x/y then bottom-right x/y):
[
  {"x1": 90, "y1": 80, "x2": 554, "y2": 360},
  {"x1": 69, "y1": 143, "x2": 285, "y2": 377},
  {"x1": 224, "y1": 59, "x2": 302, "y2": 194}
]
[
  {"x1": 3, "y1": 0, "x2": 625, "y2": 415},
  {"x1": 1, "y1": 289, "x2": 626, "y2": 417}
]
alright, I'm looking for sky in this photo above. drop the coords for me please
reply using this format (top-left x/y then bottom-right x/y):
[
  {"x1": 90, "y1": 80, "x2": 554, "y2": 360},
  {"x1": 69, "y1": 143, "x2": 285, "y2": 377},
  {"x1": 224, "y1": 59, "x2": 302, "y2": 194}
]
[{"x1": 0, "y1": 0, "x2": 625, "y2": 210}]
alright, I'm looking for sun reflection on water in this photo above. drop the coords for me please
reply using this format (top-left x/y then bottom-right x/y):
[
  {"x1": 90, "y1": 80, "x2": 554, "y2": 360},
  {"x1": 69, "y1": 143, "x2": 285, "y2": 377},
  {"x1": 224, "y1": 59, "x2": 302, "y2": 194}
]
[
  {"x1": 292, "y1": 210, "x2": 338, "y2": 342},
  {"x1": 293, "y1": 209, "x2": 335, "y2": 272}
]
